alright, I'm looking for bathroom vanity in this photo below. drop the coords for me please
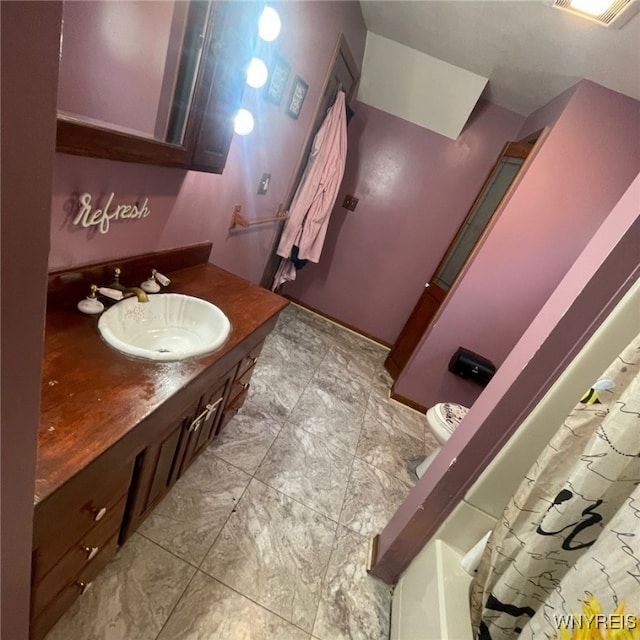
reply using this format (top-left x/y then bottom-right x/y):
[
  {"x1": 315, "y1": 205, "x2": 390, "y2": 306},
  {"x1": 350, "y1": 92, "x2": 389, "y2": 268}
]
[{"x1": 31, "y1": 244, "x2": 287, "y2": 640}]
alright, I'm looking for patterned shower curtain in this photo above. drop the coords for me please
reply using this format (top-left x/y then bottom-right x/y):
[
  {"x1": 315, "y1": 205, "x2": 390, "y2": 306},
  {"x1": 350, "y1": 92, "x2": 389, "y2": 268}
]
[{"x1": 470, "y1": 332, "x2": 640, "y2": 639}]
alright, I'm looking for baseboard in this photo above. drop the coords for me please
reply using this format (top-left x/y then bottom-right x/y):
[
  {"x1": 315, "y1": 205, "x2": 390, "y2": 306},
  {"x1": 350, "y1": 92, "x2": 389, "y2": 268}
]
[
  {"x1": 390, "y1": 387, "x2": 428, "y2": 414},
  {"x1": 284, "y1": 295, "x2": 392, "y2": 349}
]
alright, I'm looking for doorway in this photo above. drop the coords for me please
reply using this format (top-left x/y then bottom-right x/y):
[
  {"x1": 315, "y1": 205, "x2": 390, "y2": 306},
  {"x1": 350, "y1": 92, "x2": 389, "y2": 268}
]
[
  {"x1": 384, "y1": 140, "x2": 535, "y2": 379},
  {"x1": 259, "y1": 34, "x2": 360, "y2": 289}
]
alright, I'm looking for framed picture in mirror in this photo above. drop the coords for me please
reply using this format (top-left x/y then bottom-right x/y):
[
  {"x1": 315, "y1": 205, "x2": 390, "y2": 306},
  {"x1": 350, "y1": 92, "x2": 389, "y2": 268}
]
[
  {"x1": 265, "y1": 54, "x2": 290, "y2": 106},
  {"x1": 286, "y1": 76, "x2": 308, "y2": 120}
]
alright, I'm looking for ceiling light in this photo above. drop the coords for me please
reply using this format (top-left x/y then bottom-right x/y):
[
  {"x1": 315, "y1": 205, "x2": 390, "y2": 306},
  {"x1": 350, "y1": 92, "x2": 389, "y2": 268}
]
[
  {"x1": 552, "y1": 0, "x2": 640, "y2": 27},
  {"x1": 234, "y1": 109, "x2": 254, "y2": 136},
  {"x1": 246, "y1": 57, "x2": 268, "y2": 88},
  {"x1": 259, "y1": 6, "x2": 281, "y2": 41},
  {"x1": 570, "y1": 0, "x2": 616, "y2": 14}
]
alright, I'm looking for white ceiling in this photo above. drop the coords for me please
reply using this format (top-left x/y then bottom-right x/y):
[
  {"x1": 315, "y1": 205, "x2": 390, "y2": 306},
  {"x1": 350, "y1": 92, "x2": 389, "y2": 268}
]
[{"x1": 359, "y1": 0, "x2": 640, "y2": 115}]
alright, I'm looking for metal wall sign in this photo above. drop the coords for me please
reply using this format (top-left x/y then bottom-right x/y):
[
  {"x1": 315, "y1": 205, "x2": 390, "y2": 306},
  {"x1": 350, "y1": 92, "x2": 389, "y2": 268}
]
[{"x1": 73, "y1": 193, "x2": 150, "y2": 234}]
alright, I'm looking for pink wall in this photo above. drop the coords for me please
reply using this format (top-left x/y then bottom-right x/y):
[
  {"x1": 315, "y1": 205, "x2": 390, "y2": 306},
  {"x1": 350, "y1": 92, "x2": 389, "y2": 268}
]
[
  {"x1": 516, "y1": 82, "x2": 578, "y2": 140},
  {"x1": 50, "y1": 155, "x2": 189, "y2": 270},
  {"x1": 57, "y1": 1, "x2": 176, "y2": 138},
  {"x1": 396, "y1": 80, "x2": 640, "y2": 409},
  {"x1": 1, "y1": 2, "x2": 61, "y2": 637},
  {"x1": 50, "y1": 1, "x2": 367, "y2": 286},
  {"x1": 283, "y1": 100, "x2": 525, "y2": 343},
  {"x1": 374, "y1": 171, "x2": 640, "y2": 582}
]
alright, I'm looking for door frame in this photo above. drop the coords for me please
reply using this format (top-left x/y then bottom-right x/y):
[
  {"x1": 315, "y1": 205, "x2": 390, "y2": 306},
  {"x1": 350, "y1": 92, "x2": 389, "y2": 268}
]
[
  {"x1": 385, "y1": 137, "x2": 542, "y2": 381},
  {"x1": 259, "y1": 33, "x2": 360, "y2": 289}
]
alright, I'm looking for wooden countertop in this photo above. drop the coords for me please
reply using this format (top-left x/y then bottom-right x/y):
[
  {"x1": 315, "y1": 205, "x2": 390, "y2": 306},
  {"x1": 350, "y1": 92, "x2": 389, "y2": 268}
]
[{"x1": 36, "y1": 263, "x2": 287, "y2": 505}]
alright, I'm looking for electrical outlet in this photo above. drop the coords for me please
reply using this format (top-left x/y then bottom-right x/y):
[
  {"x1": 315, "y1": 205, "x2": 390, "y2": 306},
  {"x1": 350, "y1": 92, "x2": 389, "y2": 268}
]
[
  {"x1": 257, "y1": 173, "x2": 271, "y2": 195},
  {"x1": 343, "y1": 194, "x2": 359, "y2": 211}
]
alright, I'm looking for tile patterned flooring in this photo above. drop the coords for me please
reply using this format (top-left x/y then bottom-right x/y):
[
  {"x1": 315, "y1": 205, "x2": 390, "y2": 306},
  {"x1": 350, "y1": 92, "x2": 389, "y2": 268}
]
[{"x1": 45, "y1": 304, "x2": 438, "y2": 640}]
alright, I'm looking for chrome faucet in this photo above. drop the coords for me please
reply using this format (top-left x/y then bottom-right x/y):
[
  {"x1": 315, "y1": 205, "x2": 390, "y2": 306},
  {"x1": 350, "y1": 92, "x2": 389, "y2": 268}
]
[{"x1": 108, "y1": 267, "x2": 149, "y2": 303}]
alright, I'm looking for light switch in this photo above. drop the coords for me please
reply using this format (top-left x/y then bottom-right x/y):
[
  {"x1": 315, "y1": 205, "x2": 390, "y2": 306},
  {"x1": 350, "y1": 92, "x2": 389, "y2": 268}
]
[
  {"x1": 257, "y1": 173, "x2": 271, "y2": 195},
  {"x1": 343, "y1": 194, "x2": 359, "y2": 211}
]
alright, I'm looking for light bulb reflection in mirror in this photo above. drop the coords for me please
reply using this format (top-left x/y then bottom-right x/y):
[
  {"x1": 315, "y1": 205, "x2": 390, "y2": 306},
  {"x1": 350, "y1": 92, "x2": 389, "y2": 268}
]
[
  {"x1": 246, "y1": 57, "x2": 268, "y2": 88},
  {"x1": 259, "y1": 6, "x2": 281, "y2": 41},
  {"x1": 234, "y1": 109, "x2": 254, "y2": 135}
]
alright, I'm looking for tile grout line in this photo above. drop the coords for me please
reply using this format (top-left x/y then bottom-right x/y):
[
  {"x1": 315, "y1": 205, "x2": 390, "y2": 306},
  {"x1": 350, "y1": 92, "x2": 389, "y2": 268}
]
[
  {"x1": 247, "y1": 333, "x2": 335, "y2": 480},
  {"x1": 179, "y1": 311, "x2": 395, "y2": 638},
  {"x1": 173, "y1": 324, "x2": 336, "y2": 636},
  {"x1": 353, "y1": 387, "x2": 426, "y2": 488},
  {"x1": 194, "y1": 476, "x2": 336, "y2": 637},
  {"x1": 308, "y1": 338, "x2": 381, "y2": 638}
]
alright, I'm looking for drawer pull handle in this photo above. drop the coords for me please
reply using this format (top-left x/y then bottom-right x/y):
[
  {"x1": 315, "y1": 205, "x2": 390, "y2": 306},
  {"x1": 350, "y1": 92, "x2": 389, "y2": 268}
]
[
  {"x1": 84, "y1": 546, "x2": 99, "y2": 561},
  {"x1": 250, "y1": 356, "x2": 258, "y2": 364},
  {"x1": 242, "y1": 383, "x2": 250, "y2": 391},
  {"x1": 77, "y1": 580, "x2": 93, "y2": 594},
  {"x1": 205, "y1": 397, "x2": 223, "y2": 420},
  {"x1": 92, "y1": 507, "x2": 107, "y2": 521}
]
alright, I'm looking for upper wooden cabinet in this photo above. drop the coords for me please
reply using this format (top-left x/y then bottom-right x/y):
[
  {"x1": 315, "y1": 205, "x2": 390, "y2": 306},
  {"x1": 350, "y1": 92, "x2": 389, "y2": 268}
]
[{"x1": 56, "y1": 1, "x2": 260, "y2": 174}]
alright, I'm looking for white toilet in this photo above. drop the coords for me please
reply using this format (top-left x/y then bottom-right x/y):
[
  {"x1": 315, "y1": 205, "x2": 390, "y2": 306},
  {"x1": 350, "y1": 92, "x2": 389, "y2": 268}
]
[{"x1": 416, "y1": 402, "x2": 469, "y2": 478}]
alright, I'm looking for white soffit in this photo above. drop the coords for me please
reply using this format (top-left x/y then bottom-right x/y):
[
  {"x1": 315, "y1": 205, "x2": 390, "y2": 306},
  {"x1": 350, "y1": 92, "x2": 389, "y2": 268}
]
[{"x1": 357, "y1": 32, "x2": 488, "y2": 140}]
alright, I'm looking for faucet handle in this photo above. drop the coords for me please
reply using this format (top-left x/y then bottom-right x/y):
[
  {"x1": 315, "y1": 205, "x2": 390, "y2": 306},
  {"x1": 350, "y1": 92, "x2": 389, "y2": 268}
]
[
  {"x1": 97, "y1": 287, "x2": 124, "y2": 301},
  {"x1": 77, "y1": 284, "x2": 105, "y2": 314},
  {"x1": 141, "y1": 269, "x2": 170, "y2": 293},
  {"x1": 152, "y1": 269, "x2": 171, "y2": 287}
]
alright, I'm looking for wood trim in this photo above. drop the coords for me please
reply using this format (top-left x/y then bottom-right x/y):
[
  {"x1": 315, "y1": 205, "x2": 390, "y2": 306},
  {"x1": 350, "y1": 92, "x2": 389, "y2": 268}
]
[
  {"x1": 258, "y1": 33, "x2": 361, "y2": 289},
  {"x1": 47, "y1": 242, "x2": 213, "y2": 310},
  {"x1": 385, "y1": 137, "x2": 543, "y2": 380},
  {"x1": 519, "y1": 128, "x2": 544, "y2": 144},
  {"x1": 429, "y1": 141, "x2": 530, "y2": 286},
  {"x1": 389, "y1": 388, "x2": 428, "y2": 414},
  {"x1": 282, "y1": 33, "x2": 361, "y2": 207},
  {"x1": 56, "y1": 116, "x2": 189, "y2": 168},
  {"x1": 336, "y1": 33, "x2": 361, "y2": 106},
  {"x1": 384, "y1": 282, "x2": 447, "y2": 380},
  {"x1": 284, "y1": 296, "x2": 392, "y2": 349}
]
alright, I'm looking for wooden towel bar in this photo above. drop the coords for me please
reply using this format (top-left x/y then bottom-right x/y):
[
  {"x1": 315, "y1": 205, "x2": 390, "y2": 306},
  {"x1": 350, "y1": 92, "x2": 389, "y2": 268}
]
[{"x1": 229, "y1": 204, "x2": 288, "y2": 230}]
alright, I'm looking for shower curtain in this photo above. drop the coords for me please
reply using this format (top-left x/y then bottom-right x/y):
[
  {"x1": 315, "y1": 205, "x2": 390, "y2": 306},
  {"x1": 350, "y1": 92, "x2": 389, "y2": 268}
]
[{"x1": 470, "y1": 331, "x2": 640, "y2": 639}]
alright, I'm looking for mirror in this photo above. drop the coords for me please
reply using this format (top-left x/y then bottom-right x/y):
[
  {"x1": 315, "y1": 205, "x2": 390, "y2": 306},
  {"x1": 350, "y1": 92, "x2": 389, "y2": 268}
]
[
  {"x1": 57, "y1": 0, "x2": 208, "y2": 146},
  {"x1": 56, "y1": 1, "x2": 262, "y2": 173}
]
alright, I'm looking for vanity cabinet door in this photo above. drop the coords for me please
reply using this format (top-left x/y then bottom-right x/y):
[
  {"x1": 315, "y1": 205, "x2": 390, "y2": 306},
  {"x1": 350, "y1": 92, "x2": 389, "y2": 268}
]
[
  {"x1": 123, "y1": 368, "x2": 234, "y2": 537},
  {"x1": 178, "y1": 373, "x2": 234, "y2": 476},
  {"x1": 123, "y1": 403, "x2": 197, "y2": 537}
]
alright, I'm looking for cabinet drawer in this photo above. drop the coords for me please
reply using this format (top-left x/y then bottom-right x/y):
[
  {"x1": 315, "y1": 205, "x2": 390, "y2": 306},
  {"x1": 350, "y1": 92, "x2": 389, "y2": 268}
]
[
  {"x1": 237, "y1": 341, "x2": 264, "y2": 378},
  {"x1": 32, "y1": 494, "x2": 127, "y2": 616},
  {"x1": 30, "y1": 533, "x2": 119, "y2": 640},
  {"x1": 218, "y1": 387, "x2": 249, "y2": 435},
  {"x1": 33, "y1": 462, "x2": 133, "y2": 577},
  {"x1": 230, "y1": 364, "x2": 254, "y2": 403}
]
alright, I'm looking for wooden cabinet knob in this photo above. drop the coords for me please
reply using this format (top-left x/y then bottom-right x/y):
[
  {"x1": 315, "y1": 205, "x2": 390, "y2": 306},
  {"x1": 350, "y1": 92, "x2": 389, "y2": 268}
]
[
  {"x1": 92, "y1": 507, "x2": 107, "y2": 521},
  {"x1": 84, "y1": 545, "x2": 99, "y2": 561}
]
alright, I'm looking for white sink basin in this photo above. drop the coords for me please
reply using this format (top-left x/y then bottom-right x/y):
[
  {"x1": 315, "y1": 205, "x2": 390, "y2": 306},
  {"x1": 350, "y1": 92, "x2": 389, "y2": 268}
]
[{"x1": 98, "y1": 293, "x2": 231, "y2": 361}]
